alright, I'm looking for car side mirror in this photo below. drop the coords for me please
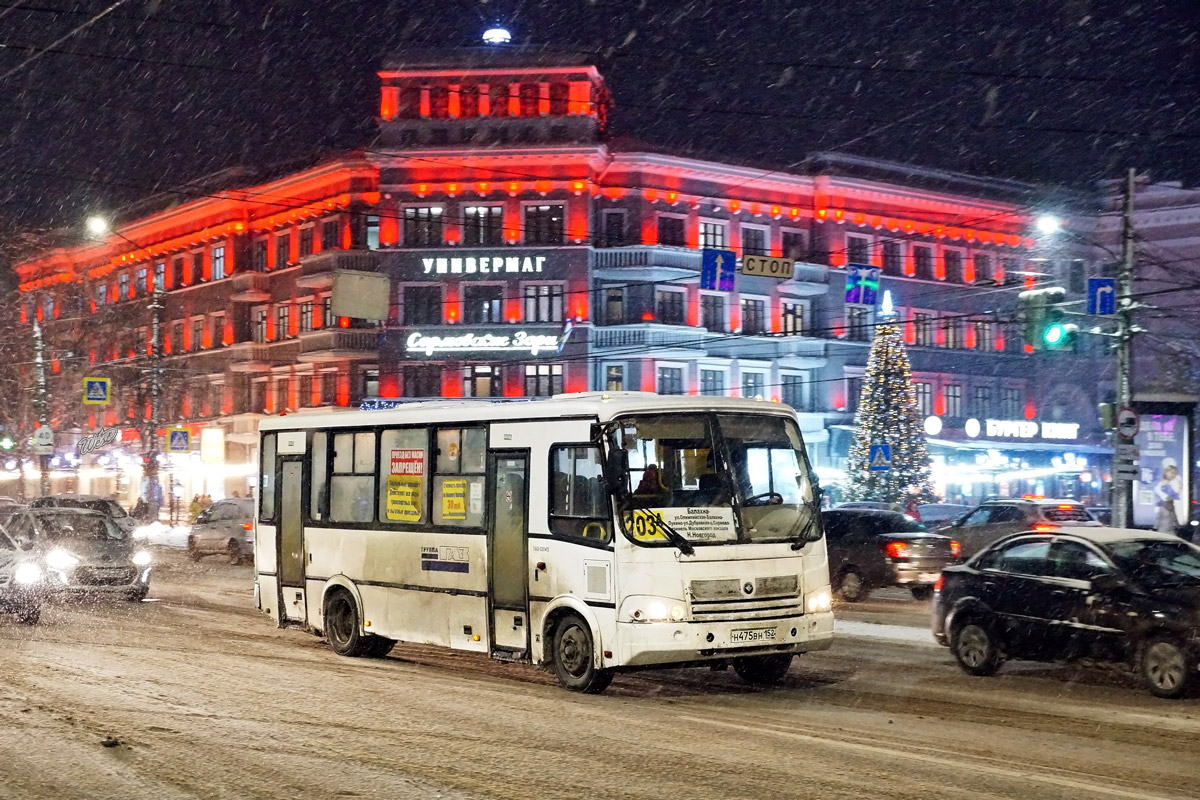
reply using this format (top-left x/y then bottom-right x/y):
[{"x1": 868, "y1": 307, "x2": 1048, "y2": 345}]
[
  {"x1": 1090, "y1": 572, "x2": 1123, "y2": 592},
  {"x1": 16, "y1": 538, "x2": 33, "y2": 551}
]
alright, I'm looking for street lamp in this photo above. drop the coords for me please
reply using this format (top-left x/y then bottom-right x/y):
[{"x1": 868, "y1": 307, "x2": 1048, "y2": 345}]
[
  {"x1": 87, "y1": 215, "x2": 165, "y2": 518},
  {"x1": 1035, "y1": 214, "x2": 1062, "y2": 235}
]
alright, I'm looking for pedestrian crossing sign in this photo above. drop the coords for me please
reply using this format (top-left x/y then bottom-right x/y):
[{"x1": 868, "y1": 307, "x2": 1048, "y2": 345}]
[
  {"x1": 868, "y1": 444, "x2": 891, "y2": 472},
  {"x1": 167, "y1": 428, "x2": 191, "y2": 453},
  {"x1": 82, "y1": 377, "x2": 111, "y2": 405}
]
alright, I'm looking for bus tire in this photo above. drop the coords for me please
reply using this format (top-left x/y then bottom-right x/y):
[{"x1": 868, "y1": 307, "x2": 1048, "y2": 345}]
[
  {"x1": 732, "y1": 654, "x2": 793, "y2": 685},
  {"x1": 324, "y1": 588, "x2": 375, "y2": 658},
  {"x1": 551, "y1": 612, "x2": 613, "y2": 694}
]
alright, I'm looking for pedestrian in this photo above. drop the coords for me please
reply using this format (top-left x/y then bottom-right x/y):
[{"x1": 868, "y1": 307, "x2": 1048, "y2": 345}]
[
  {"x1": 200, "y1": 494, "x2": 212, "y2": 511},
  {"x1": 188, "y1": 495, "x2": 201, "y2": 523},
  {"x1": 1154, "y1": 459, "x2": 1183, "y2": 534}
]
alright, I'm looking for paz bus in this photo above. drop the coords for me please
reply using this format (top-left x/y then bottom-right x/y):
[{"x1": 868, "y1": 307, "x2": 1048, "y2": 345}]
[{"x1": 254, "y1": 392, "x2": 832, "y2": 692}]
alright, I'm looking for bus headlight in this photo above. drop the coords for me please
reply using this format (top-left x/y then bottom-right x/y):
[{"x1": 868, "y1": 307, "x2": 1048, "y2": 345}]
[
  {"x1": 622, "y1": 596, "x2": 688, "y2": 622},
  {"x1": 14, "y1": 562, "x2": 42, "y2": 585},
  {"x1": 132, "y1": 551, "x2": 152, "y2": 566},
  {"x1": 805, "y1": 586, "x2": 832, "y2": 613}
]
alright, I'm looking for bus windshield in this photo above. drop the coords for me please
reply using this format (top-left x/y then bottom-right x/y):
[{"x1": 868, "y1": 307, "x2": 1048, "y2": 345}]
[{"x1": 611, "y1": 412, "x2": 819, "y2": 545}]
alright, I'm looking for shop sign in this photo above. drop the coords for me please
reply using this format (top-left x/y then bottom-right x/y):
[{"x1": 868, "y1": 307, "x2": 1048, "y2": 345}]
[
  {"x1": 962, "y1": 417, "x2": 1080, "y2": 441},
  {"x1": 406, "y1": 330, "x2": 560, "y2": 356},
  {"x1": 421, "y1": 255, "x2": 546, "y2": 276}
]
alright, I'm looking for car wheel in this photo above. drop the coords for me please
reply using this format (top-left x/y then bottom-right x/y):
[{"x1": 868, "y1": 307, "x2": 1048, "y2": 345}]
[
  {"x1": 16, "y1": 605, "x2": 40, "y2": 625},
  {"x1": 227, "y1": 540, "x2": 242, "y2": 565},
  {"x1": 732, "y1": 654, "x2": 793, "y2": 686},
  {"x1": 952, "y1": 619, "x2": 1001, "y2": 676},
  {"x1": 1141, "y1": 636, "x2": 1193, "y2": 699},
  {"x1": 187, "y1": 538, "x2": 202, "y2": 561},
  {"x1": 551, "y1": 613, "x2": 613, "y2": 693},
  {"x1": 910, "y1": 585, "x2": 934, "y2": 601},
  {"x1": 837, "y1": 568, "x2": 867, "y2": 602}
]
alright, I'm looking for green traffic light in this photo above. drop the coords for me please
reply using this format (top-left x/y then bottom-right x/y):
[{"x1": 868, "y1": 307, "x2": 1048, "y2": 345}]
[
  {"x1": 0, "y1": 437, "x2": 12, "y2": 450},
  {"x1": 1043, "y1": 325, "x2": 1065, "y2": 345}
]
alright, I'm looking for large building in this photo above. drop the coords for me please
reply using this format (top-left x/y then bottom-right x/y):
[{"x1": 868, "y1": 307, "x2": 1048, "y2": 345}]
[{"x1": 11, "y1": 47, "x2": 1113, "y2": 507}]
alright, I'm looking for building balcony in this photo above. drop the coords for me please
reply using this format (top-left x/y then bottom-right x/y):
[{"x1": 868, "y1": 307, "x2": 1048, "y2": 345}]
[
  {"x1": 296, "y1": 249, "x2": 382, "y2": 290},
  {"x1": 590, "y1": 246, "x2": 829, "y2": 293},
  {"x1": 224, "y1": 342, "x2": 275, "y2": 373},
  {"x1": 297, "y1": 328, "x2": 382, "y2": 363},
  {"x1": 229, "y1": 272, "x2": 271, "y2": 302},
  {"x1": 592, "y1": 322, "x2": 826, "y2": 366}
]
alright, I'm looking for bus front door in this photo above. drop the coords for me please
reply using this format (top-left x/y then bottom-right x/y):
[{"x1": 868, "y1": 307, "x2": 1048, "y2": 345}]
[
  {"x1": 489, "y1": 452, "x2": 529, "y2": 656},
  {"x1": 277, "y1": 458, "x2": 307, "y2": 626}
]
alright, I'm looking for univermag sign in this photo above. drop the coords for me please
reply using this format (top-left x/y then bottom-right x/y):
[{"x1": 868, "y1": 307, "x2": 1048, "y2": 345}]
[{"x1": 421, "y1": 255, "x2": 547, "y2": 275}]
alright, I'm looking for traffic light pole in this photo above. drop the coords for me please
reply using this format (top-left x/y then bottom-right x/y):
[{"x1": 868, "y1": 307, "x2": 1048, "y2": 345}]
[
  {"x1": 31, "y1": 317, "x2": 51, "y2": 498},
  {"x1": 144, "y1": 277, "x2": 164, "y2": 519},
  {"x1": 1113, "y1": 168, "x2": 1137, "y2": 529}
]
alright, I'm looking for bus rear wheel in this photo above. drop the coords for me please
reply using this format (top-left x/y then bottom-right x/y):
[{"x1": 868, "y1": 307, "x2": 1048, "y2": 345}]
[
  {"x1": 551, "y1": 613, "x2": 612, "y2": 694},
  {"x1": 324, "y1": 589, "x2": 392, "y2": 658},
  {"x1": 732, "y1": 654, "x2": 793, "y2": 685}
]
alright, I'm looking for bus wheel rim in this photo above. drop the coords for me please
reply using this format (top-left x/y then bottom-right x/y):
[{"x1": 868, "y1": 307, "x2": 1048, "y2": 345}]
[{"x1": 559, "y1": 625, "x2": 589, "y2": 677}]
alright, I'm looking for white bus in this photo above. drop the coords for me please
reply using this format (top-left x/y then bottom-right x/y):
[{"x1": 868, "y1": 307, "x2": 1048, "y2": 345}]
[{"x1": 254, "y1": 392, "x2": 832, "y2": 692}]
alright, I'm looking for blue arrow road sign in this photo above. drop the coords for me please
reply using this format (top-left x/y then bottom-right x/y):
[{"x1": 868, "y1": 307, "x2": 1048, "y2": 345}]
[
  {"x1": 1087, "y1": 277, "x2": 1117, "y2": 315},
  {"x1": 701, "y1": 249, "x2": 736, "y2": 292},
  {"x1": 868, "y1": 444, "x2": 891, "y2": 472}
]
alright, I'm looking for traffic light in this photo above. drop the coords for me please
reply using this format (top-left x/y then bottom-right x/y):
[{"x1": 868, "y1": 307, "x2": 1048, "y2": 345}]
[
  {"x1": 1018, "y1": 286, "x2": 1078, "y2": 351},
  {"x1": 0, "y1": 435, "x2": 12, "y2": 451}
]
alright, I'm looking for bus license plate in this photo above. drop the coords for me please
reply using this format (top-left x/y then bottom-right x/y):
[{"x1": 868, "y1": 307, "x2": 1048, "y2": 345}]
[{"x1": 730, "y1": 628, "x2": 776, "y2": 644}]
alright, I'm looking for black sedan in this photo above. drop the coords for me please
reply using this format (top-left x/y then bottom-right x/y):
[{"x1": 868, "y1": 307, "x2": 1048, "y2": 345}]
[
  {"x1": 933, "y1": 528, "x2": 1200, "y2": 698},
  {"x1": 822, "y1": 509, "x2": 960, "y2": 602}
]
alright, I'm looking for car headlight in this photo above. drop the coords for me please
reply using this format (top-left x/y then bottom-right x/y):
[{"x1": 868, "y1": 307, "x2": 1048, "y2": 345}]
[
  {"x1": 45, "y1": 548, "x2": 79, "y2": 570},
  {"x1": 13, "y1": 562, "x2": 42, "y2": 585},
  {"x1": 622, "y1": 596, "x2": 688, "y2": 622},
  {"x1": 805, "y1": 586, "x2": 832, "y2": 613},
  {"x1": 132, "y1": 550, "x2": 152, "y2": 566}
]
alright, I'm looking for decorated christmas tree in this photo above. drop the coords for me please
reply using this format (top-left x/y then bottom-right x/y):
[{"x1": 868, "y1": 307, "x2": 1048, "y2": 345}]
[{"x1": 845, "y1": 293, "x2": 938, "y2": 504}]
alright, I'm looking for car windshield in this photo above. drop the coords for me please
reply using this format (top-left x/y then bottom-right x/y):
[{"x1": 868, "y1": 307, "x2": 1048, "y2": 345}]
[
  {"x1": 1043, "y1": 505, "x2": 1093, "y2": 523},
  {"x1": 611, "y1": 412, "x2": 819, "y2": 545},
  {"x1": 36, "y1": 513, "x2": 125, "y2": 541},
  {"x1": 1105, "y1": 539, "x2": 1200, "y2": 587}
]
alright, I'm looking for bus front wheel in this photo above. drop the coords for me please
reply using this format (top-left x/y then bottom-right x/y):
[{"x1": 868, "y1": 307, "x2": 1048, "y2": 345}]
[
  {"x1": 324, "y1": 589, "x2": 393, "y2": 659},
  {"x1": 551, "y1": 613, "x2": 613, "y2": 694}
]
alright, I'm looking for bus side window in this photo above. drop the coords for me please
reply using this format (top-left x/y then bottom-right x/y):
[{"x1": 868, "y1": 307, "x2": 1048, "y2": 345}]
[
  {"x1": 260, "y1": 433, "x2": 277, "y2": 522},
  {"x1": 309, "y1": 431, "x2": 327, "y2": 521},
  {"x1": 329, "y1": 431, "x2": 375, "y2": 524},
  {"x1": 378, "y1": 428, "x2": 428, "y2": 525},
  {"x1": 548, "y1": 445, "x2": 610, "y2": 543},
  {"x1": 433, "y1": 427, "x2": 486, "y2": 527}
]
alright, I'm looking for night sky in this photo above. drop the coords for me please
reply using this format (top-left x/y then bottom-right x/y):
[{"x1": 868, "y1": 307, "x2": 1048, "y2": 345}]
[{"x1": 1, "y1": 0, "x2": 1197, "y2": 229}]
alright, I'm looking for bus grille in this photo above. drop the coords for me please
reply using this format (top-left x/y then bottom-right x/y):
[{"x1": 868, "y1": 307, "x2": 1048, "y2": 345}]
[{"x1": 689, "y1": 575, "x2": 802, "y2": 622}]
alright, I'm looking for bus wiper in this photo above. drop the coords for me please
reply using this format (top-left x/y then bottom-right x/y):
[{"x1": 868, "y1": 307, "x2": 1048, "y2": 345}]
[
  {"x1": 789, "y1": 504, "x2": 821, "y2": 550},
  {"x1": 648, "y1": 514, "x2": 694, "y2": 556}
]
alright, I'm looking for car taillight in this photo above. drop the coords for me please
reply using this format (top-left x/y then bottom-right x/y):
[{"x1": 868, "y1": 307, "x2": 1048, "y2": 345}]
[
  {"x1": 934, "y1": 574, "x2": 944, "y2": 593},
  {"x1": 242, "y1": 523, "x2": 253, "y2": 530},
  {"x1": 883, "y1": 541, "x2": 908, "y2": 559},
  {"x1": 1033, "y1": 523, "x2": 1059, "y2": 532},
  {"x1": 949, "y1": 540, "x2": 961, "y2": 558}
]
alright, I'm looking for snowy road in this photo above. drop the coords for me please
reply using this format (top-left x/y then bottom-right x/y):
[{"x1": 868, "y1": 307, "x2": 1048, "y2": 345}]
[{"x1": 0, "y1": 552, "x2": 1197, "y2": 800}]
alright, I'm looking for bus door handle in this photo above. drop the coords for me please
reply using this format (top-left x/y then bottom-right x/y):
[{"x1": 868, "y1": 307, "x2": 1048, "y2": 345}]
[{"x1": 534, "y1": 562, "x2": 546, "y2": 582}]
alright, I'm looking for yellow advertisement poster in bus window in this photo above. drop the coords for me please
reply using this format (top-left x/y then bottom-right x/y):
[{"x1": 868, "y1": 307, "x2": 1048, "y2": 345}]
[
  {"x1": 442, "y1": 478, "x2": 467, "y2": 521},
  {"x1": 622, "y1": 509, "x2": 668, "y2": 542},
  {"x1": 386, "y1": 476, "x2": 423, "y2": 522}
]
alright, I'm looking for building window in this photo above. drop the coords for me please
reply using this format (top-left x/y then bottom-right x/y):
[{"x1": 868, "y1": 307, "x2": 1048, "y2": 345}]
[
  {"x1": 273, "y1": 378, "x2": 289, "y2": 412},
  {"x1": 403, "y1": 365, "x2": 441, "y2": 397},
  {"x1": 249, "y1": 381, "x2": 266, "y2": 413},
  {"x1": 1001, "y1": 387, "x2": 1022, "y2": 419},
  {"x1": 462, "y1": 206, "x2": 503, "y2": 246},
  {"x1": 403, "y1": 286, "x2": 443, "y2": 325},
  {"x1": 882, "y1": 241, "x2": 903, "y2": 276},
  {"x1": 463, "y1": 285, "x2": 503, "y2": 323},
  {"x1": 320, "y1": 372, "x2": 336, "y2": 405},
  {"x1": 119, "y1": 273, "x2": 130, "y2": 299},
  {"x1": 657, "y1": 216, "x2": 685, "y2": 247},
  {"x1": 914, "y1": 312, "x2": 933, "y2": 346},
  {"x1": 941, "y1": 317, "x2": 963, "y2": 348},
  {"x1": 657, "y1": 366, "x2": 683, "y2": 395},
  {"x1": 524, "y1": 204, "x2": 565, "y2": 245},
  {"x1": 321, "y1": 220, "x2": 340, "y2": 251},
  {"x1": 741, "y1": 371, "x2": 764, "y2": 400},
  {"x1": 525, "y1": 364, "x2": 564, "y2": 397},
  {"x1": 276, "y1": 233, "x2": 292, "y2": 267},
  {"x1": 361, "y1": 368, "x2": 379, "y2": 400},
  {"x1": 251, "y1": 240, "x2": 268, "y2": 273},
  {"x1": 1000, "y1": 258, "x2": 1017, "y2": 283},
  {"x1": 523, "y1": 284, "x2": 564, "y2": 322},
  {"x1": 913, "y1": 245, "x2": 934, "y2": 280},
  {"x1": 463, "y1": 365, "x2": 501, "y2": 397},
  {"x1": 134, "y1": 267, "x2": 146, "y2": 295},
  {"x1": 212, "y1": 246, "x2": 226, "y2": 280},
  {"x1": 94, "y1": 284, "x2": 107, "y2": 308},
  {"x1": 602, "y1": 211, "x2": 625, "y2": 247},
  {"x1": 601, "y1": 288, "x2": 624, "y2": 325},
  {"x1": 742, "y1": 227, "x2": 767, "y2": 256},
  {"x1": 943, "y1": 249, "x2": 963, "y2": 283},
  {"x1": 489, "y1": 84, "x2": 509, "y2": 117},
  {"x1": 700, "y1": 370, "x2": 725, "y2": 397},
  {"x1": 192, "y1": 252, "x2": 205, "y2": 282},
  {"x1": 172, "y1": 322, "x2": 183, "y2": 353},
  {"x1": 847, "y1": 377, "x2": 863, "y2": 412},
  {"x1": 655, "y1": 290, "x2": 686, "y2": 325},
  {"x1": 701, "y1": 294, "x2": 725, "y2": 332},
  {"x1": 299, "y1": 302, "x2": 314, "y2": 332},
  {"x1": 298, "y1": 374, "x2": 313, "y2": 407},
  {"x1": 846, "y1": 235, "x2": 871, "y2": 266},
  {"x1": 366, "y1": 216, "x2": 380, "y2": 250},
  {"x1": 192, "y1": 318, "x2": 204, "y2": 351},
  {"x1": 944, "y1": 384, "x2": 963, "y2": 418},
  {"x1": 252, "y1": 309, "x2": 268, "y2": 343},
  {"x1": 846, "y1": 306, "x2": 869, "y2": 341},
  {"x1": 782, "y1": 302, "x2": 804, "y2": 335},
  {"x1": 276, "y1": 305, "x2": 291, "y2": 340},
  {"x1": 781, "y1": 373, "x2": 808, "y2": 411},
  {"x1": 320, "y1": 295, "x2": 335, "y2": 328},
  {"x1": 605, "y1": 365, "x2": 624, "y2": 391},
  {"x1": 973, "y1": 386, "x2": 993, "y2": 418},
  {"x1": 913, "y1": 382, "x2": 933, "y2": 416},
  {"x1": 973, "y1": 319, "x2": 993, "y2": 351},
  {"x1": 741, "y1": 298, "x2": 766, "y2": 334},
  {"x1": 154, "y1": 262, "x2": 166, "y2": 291},
  {"x1": 211, "y1": 313, "x2": 225, "y2": 347},
  {"x1": 403, "y1": 207, "x2": 444, "y2": 247},
  {"x1": 974, "y1": 253, "x2": 992, "y2": 284},
  {"x1": 699, "y1": 221, "x2": 727, "y2": 249},
  {"x1": 782, "y1": 231, "x2": 806, "y2": 260},
  {"x1": 171, "y1": 256, "x2": 184, "y2": 288}
]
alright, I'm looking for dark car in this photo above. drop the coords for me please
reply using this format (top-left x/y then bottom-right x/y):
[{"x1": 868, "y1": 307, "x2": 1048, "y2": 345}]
[
  {"x1": 29, "y1": 494, "x2": 137, "y2": 535},
  {"x1": 0, "y1": 526, "x2": 46, "y2": 624},
  {"x1": 933, "y1": 528, "x2": 1200, "y2": 699},
  {"x1": 822, "y1": 509, "x2": 961, "y2": 602},
  {"x1": 5, "y1": 508, "x2": 153, "y2": 601}
]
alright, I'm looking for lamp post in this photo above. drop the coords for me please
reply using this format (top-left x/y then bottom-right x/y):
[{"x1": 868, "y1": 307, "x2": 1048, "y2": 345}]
[
  {"x1": 31, "y1": 314, "x2": 51, "y2": 497},
  {"x1": 87, "y1": 216, "x2": 165, "y2": 518}
]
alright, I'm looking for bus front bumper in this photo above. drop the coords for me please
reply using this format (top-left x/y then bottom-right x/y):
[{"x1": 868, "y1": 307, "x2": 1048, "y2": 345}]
[{"x1": 613, "y1": 611, "x2": 834, "y2": 668}]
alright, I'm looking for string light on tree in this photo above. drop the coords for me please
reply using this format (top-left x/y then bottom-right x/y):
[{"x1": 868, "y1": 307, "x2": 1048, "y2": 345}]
[{"x1": 845, "y1": 291, "x2": 937, "y2": 505}]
